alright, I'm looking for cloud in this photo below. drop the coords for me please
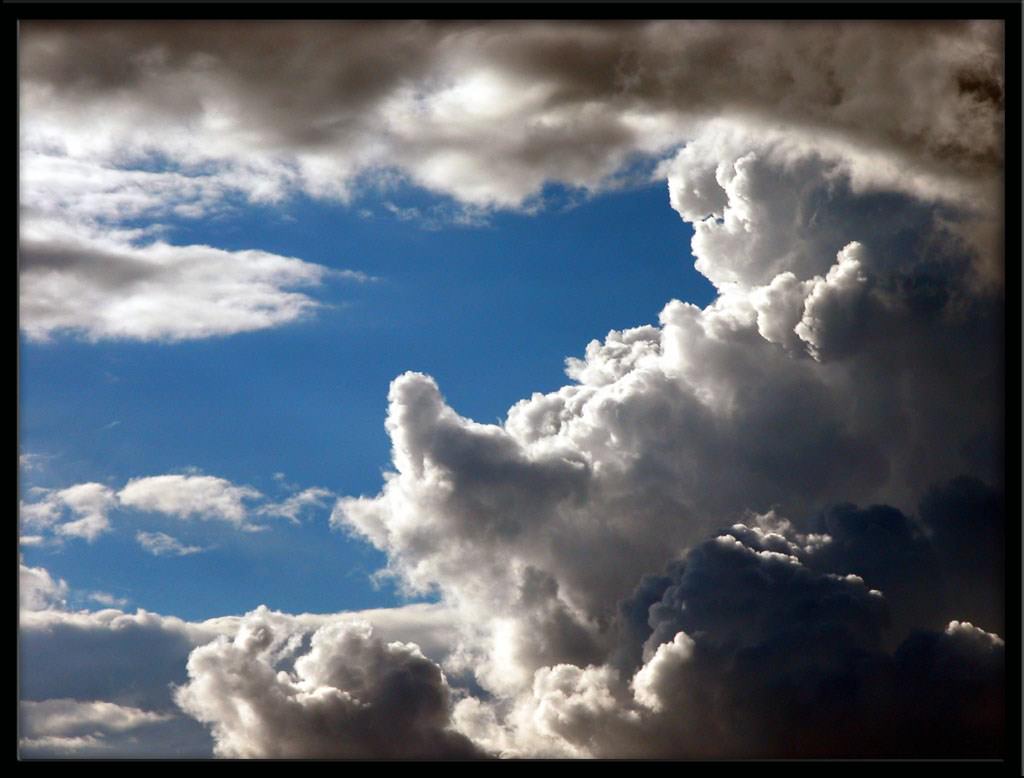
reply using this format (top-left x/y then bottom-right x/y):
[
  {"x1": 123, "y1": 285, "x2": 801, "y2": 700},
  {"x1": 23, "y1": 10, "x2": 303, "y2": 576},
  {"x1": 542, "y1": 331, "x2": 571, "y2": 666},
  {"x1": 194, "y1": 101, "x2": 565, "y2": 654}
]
[
  {"x1": 322, "y1": 70, "x2": 1002, "y2": 756},
  {"x1": 117, "y1": 474, "x2": 262, "y2": 526},
  {"x1": 84, "y1": 592, "x2": 131, "y2": 609},
  {"x1": 136, "y1": 531, "x2": 207, "y2": 557},
  {"x1": 609, "y1": 526, "x2": 1004, "y2": 758},
  {"x1": 23, "y1": 111, "x2": 1001, "y2": 754},
  {"x1": 19, "y1": 452, "x2": 51, "y2": 472},
  {"x1": 19, "y1": 225, "x2": 332, "y2": 343},
  {"x1": 175, "y1": 609, "x2": 483, "y2": 758},
  {"x1": 19, "y1": 20, "x2": 1005, "y2": 758},
  {"x1": 19, "y1": 699, "x2": 174, "y2": 756},
  {"x1": 257, "y1": 487, "x2": 335, "y2": 524},
  {"x1": 18, "y1": 21, "x2": 1003, "y2": 343},
  {"x1": 20, "y1": 21, "x2": 1003, "y2": 211},
  {"x1": 21, "y1": 472, "x2": 339, "y2": 545},
  {"x1": 454, "y1": 516, "x2": 1004, "y2": 758},
  {"x1": 20, "y1": 483, "x2": 118, "y2": 541},
  {"x1": 19, "y1": 561, "x2": 467, "y2": 758},
  {"x1": 20, "y1": 562, "x2": 69, "y2": 612},
  {"x1": 19, "y1": 131, "x2": 369, "y2": 344}
]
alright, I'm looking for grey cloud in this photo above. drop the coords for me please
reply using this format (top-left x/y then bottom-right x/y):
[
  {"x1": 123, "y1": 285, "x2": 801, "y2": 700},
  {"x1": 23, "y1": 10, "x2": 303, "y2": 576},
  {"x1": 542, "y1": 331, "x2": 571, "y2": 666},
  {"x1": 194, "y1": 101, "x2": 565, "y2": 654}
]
[
  {"x1": 600, "y1": 521, "x2": 1006, "y2": 758},
  {"x1": 19, "y1": 20, "x2": 1004, "y2": 346},
  {"x1": 19, "y1": 570, "x2": 467, "y2": 758},
  {"x1": 175, "y1": 608, "x2": 484, "y2": 758},
  {"x1": 327, "y1": 98, "x2": 1002, "y2": 757},
  {"x1": 20, "y1": 21, "x2": 1002, "y2": 210},
  {"x1": 19, "y1": 699, "x2": 176, "y2": 758}
]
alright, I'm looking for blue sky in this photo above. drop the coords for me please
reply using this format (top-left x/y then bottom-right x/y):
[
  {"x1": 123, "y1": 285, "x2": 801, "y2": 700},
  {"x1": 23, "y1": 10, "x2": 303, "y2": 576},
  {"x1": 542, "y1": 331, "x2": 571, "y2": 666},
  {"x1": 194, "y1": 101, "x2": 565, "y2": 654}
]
[{"x1": 19, "y1": 180, "x2": 712, "y2": 620}]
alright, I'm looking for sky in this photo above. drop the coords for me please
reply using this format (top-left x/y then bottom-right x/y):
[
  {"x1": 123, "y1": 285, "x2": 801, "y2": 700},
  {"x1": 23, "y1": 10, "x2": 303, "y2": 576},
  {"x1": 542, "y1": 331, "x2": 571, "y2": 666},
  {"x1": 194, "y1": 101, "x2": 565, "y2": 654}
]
[{"x1": 18, "y1": 18, "x2": 1008, "y2": 759}]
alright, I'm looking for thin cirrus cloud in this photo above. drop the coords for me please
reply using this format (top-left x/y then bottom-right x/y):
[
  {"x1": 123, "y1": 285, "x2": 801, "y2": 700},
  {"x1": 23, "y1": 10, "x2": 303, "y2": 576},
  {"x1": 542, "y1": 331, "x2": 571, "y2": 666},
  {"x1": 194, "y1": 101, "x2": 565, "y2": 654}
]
[
  {"x1": 18, "y1": 19, "x2": 1006, "y2": 760},
  {"x1": 255, "y1": 487, "x2": 336, "y2": 524}
]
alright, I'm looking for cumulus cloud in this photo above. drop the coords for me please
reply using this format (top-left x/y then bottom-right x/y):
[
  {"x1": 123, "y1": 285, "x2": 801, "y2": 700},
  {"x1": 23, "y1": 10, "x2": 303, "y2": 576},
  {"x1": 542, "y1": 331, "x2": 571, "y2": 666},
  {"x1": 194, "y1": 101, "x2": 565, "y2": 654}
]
[
  {"x1": 446, "y1": 517, "x2": 1004, "y2": 759},
  {"x1": 19, "y1": 561, "x2": 467, "y2": 758},
  {"x1": 175, "y1": 608, "x2": 482, "y2": 758},
  {"x1": 322, "y1": 36, "x2": 1002, "y2": 755},
  {"x1": 21, "y1": 472, "x2": 342, "y2": 546},
  {"x1": 20, "y1": 483, "x2": 118, "y2": 541},
  {"x1": 604, "y1": 525, "x2": 1005, "y2": 758},
  {"x1": 117, "y1": 474, "x2": 262, "y2": 526},
  {"x1": 20, "y1": 562, "x2": 69, "y2": 612}
]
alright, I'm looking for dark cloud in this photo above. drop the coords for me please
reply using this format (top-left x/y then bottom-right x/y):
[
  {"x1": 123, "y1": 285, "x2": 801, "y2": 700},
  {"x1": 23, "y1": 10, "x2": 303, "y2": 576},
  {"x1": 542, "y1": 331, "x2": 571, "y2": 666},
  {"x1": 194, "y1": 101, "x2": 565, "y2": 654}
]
[
  {"x1": 595, "y1": 515, "x2": 1006, "y2": 758},
  {"x1": 21, "y1": 21, "x2": 1003, "y2": 208}
]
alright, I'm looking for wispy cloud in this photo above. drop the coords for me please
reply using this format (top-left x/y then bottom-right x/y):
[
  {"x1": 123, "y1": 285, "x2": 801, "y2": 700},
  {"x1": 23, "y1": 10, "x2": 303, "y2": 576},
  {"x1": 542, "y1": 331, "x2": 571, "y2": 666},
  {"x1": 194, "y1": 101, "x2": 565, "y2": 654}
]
[{"x1": 136, "y1": 531, "x2": 207, "y2": 557}]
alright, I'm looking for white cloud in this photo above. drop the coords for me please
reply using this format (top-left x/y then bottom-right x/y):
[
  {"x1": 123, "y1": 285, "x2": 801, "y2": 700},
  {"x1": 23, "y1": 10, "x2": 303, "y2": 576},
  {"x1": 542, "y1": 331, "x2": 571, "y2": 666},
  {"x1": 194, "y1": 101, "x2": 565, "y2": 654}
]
[
  {"x1": 20, "y1": 562, "x2": 68, "y2": 612},
  {"x1": 19, "y1": 562, "x2": 467, "y2": 758},
  {"x1": 20, "y1": 482, "x2": 118, "y2": 542},
  {"x1": 22, "y1": 473, "x2": 339, "y2": 545},
  {"x1": 19, "y1": 452, "x2": 51, "y2": 472},
  {"x1": 20, "y1": 225, "x2": 333, "y2": 343},
  {"x1": 257, "y1": 487, "x2": 335, "y2": 523},
  {"x1": 84, "y1": 592, "x2": 130, "y2": 609},
  {"x1": 20, "y1": 699, "x2": 173, "y2": 740},
  {"x1": 118, "y1": 475, "x2": 262, "y2": 526},
  {"x1": 323, "y1": 108, "x2": 1003, "y2": 756},
  {"x1": 19, "y1": 734, "x2": 109, "y2": 754},
  {"x1": 631, "y1": 631, "x2": 694, "y2": 713},
  {"x1": 175, "y1": 610, "x2": 482, "y2": 758},
  {"x1": 136, "y1": 531, "x2": 207, "y2": 557}
]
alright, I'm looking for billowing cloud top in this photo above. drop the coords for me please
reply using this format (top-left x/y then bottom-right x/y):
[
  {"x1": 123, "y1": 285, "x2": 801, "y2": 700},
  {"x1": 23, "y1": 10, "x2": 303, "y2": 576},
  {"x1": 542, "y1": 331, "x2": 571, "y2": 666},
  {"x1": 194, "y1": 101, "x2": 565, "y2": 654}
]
[{"x1": 19, "y1": 19, "x2": 1005, "y2": 760}]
